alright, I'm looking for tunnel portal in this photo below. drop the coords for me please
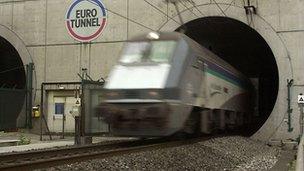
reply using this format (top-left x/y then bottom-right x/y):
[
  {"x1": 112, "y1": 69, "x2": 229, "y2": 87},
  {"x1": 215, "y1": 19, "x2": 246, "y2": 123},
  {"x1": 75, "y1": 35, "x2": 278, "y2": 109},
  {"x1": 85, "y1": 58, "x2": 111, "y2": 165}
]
[
  {"x1": 0, "y1": 36, "x2": 26, "y2": 130},
  {"x1": 177, "y1": 16, "x2": 279, "y2": 135}
]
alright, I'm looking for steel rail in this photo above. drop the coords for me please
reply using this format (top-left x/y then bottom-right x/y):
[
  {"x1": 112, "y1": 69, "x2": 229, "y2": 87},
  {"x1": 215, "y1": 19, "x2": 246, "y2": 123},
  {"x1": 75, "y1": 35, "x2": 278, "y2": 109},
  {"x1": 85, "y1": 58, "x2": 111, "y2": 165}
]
[
  {"x1": 0, "y1": 139, "x2": 132, "y2": 162},
  {"x1": 0, "y1": 136, "x2": 212, "y2": 171}
]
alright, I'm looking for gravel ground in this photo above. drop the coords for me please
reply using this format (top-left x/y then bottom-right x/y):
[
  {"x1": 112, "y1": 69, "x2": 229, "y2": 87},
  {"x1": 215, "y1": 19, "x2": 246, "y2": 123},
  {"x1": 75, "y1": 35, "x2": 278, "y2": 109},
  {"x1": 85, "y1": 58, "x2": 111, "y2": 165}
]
[{"x1": 43, "y1": 136, "x2": 281, "y2": 171}]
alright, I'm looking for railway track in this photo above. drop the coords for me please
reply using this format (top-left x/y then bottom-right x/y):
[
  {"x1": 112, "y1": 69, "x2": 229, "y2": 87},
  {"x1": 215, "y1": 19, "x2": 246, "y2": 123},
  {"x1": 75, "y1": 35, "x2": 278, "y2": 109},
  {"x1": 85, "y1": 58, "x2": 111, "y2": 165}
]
[{"x1": 0, "y1": 136, "x2": 212, "y2": 171}]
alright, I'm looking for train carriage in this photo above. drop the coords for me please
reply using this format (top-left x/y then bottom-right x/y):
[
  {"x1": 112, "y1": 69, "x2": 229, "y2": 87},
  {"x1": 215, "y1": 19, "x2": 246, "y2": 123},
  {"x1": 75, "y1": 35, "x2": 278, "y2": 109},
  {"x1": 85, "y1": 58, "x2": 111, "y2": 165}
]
[{"x1": 96, "y1": 32, "x2": 253, "y2": 137}]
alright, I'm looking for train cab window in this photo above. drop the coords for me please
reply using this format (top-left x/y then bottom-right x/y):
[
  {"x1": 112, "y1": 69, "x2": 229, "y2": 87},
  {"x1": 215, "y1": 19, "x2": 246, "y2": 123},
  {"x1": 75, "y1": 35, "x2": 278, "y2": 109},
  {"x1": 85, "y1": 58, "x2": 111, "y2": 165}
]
[
  {"x1": 149, "y1": 41, "x2": 176, "y2": 62},
  {"x1": 119, "y1": 41, "x2": 176, "y2": 64}
]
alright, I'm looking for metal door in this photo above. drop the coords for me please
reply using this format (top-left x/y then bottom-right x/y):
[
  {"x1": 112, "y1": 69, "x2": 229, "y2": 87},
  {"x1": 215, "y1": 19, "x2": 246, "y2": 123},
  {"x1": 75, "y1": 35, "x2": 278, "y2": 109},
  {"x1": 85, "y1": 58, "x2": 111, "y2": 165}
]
[
  {"x1": 64, "y1": 97, "x2": 76, "y2": 132},
  {"x1": 48, "y1": 96, "x2": 75, "y2": 133}
]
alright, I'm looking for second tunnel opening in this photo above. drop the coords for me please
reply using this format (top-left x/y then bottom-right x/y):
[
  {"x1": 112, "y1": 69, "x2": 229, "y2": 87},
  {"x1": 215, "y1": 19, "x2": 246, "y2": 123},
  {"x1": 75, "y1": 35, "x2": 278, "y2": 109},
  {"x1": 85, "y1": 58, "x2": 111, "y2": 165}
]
[{"x1": 0, "y1": 36, "x2": 26, "y2": 130}]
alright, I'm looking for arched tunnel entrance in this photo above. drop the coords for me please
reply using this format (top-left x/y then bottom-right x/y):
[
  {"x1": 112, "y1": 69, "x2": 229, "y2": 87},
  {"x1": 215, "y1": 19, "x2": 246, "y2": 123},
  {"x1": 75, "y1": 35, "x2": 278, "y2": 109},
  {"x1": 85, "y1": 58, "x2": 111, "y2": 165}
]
[
  {"x1": 0, "y1": 36, "x2": 26, "y2": 130},
  {"x1": 177, "y1": 17, "x2": 279, "y2": 135},
  {"x1": 0, "y1": 37, "x2": 26, "y2": 89}
]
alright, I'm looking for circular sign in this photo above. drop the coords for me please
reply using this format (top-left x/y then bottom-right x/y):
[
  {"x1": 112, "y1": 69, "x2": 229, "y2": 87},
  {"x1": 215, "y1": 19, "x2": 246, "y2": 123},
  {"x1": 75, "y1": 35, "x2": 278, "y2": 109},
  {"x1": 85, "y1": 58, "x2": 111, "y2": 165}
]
[{"x1": 66, "y1": 0, "x2": 107, "y2": 42}]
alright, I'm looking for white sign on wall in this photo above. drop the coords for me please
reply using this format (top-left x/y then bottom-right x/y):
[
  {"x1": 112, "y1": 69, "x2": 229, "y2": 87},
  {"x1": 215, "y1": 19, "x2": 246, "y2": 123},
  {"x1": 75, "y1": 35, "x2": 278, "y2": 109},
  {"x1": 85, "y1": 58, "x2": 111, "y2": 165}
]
[
  {"x1": 66, "y1": 0, "x2": 107, "y2": 42},
  {"x1": 298, "y1": 95, "x2": 304, "y2": 104}
]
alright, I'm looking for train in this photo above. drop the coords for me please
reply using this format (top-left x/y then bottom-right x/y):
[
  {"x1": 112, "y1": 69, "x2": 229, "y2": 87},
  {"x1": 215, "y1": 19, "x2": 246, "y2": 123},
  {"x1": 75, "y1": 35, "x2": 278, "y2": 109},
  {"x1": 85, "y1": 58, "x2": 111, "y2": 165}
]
[{"x1": 96, "y1": 31, "x2": 254, "y2": 137}]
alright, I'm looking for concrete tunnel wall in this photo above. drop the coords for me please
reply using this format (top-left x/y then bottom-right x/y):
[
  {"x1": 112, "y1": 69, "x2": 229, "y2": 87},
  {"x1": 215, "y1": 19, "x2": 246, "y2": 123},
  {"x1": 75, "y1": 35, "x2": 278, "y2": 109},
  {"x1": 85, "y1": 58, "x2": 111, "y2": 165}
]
[
  {"x1": 0, "y1": 0, "x2": 304, "y2": 142},
  {"x1": 159, "y1": 3, "x2": 294, "y2": 141}
]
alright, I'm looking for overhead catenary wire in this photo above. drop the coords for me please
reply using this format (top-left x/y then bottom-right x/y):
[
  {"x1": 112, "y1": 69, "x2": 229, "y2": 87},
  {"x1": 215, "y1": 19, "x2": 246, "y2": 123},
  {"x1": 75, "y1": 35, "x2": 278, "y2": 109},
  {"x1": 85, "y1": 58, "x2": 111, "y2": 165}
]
[
  {"x1": 105, "y1": 7, "x2": 155, "y2": 32},
  {"x1": 0, "y1": 65, "x2": 25, "y2": 74},
  {"x1": 185, "y1": 0, "x2": 235, "y2": 17},
  {"x1": 212, "y1": 0, "x2": 228, "y2": 17},
  {"x1": 179, "y1": 0, "x2": 199, "y2": 17},
  {"x1": 110, "y1": 0, "x2": 232, "y2": 34},
  {"x1": 143, "y1": 0, "x2": 182, "y2": 25},
  {"x1": 223, "y1": 0, "x2": 236, "y2": 13},
  {"x1": 182, "y1": 0, "x2": 224, "y2": 46},
  {"x1": 185, "y1": 0, "x2": 206, "y2": 17},
  {"x1": 185, "y1": 0, "x2": 239, "y2": 45}
]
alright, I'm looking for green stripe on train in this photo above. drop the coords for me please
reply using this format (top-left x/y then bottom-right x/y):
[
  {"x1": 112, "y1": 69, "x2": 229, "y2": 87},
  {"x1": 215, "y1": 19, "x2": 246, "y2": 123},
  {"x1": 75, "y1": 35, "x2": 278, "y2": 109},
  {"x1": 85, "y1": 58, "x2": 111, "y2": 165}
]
[{"x1": 206, "y1": 68, "x2": 243, "y2": 88}]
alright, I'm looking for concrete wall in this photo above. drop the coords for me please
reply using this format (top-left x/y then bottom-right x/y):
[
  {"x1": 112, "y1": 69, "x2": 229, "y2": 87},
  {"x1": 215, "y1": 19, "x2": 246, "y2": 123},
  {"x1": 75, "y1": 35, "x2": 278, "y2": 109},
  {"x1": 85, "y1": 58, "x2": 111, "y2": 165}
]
[{"x1": 0, "y1": 0, "x2": 304, "y2": 142}]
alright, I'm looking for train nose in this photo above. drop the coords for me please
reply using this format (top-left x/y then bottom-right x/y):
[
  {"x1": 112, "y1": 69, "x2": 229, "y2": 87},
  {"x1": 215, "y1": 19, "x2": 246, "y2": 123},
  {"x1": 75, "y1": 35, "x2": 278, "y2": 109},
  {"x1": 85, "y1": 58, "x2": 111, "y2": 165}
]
[{"x1": 96, "y1": 103, "x2": 171, "y2": 130}]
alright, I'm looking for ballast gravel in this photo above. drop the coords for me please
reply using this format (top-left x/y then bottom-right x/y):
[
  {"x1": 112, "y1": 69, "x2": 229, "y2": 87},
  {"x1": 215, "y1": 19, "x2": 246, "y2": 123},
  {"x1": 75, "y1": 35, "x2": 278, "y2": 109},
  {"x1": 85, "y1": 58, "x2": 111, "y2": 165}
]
[{"x1": 45, "y1": 136, "x2": 281, "y2": 171}]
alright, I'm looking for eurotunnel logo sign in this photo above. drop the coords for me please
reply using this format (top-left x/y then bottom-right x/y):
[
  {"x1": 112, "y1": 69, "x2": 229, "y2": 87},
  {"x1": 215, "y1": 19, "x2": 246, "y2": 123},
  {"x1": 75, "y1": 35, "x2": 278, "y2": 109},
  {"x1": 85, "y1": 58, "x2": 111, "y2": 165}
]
[{"x1": 66, "y1": 0, "x2": 107, "y2": 42}]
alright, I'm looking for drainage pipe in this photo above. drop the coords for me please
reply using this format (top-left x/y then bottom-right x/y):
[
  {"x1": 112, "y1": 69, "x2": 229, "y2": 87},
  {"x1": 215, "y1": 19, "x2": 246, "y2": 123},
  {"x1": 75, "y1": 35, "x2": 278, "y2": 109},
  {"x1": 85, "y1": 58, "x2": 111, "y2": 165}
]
[{"x1": 287, "y1": 79, "x2": 294, "y2": 132}]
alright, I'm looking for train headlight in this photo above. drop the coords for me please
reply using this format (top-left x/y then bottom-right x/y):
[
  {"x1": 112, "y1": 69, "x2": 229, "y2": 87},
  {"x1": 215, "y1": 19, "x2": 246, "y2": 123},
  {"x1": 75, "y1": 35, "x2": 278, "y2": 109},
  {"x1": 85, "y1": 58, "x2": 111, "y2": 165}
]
[{"x1": 147, "y1": 32, "x2": 160, "y2": 40}]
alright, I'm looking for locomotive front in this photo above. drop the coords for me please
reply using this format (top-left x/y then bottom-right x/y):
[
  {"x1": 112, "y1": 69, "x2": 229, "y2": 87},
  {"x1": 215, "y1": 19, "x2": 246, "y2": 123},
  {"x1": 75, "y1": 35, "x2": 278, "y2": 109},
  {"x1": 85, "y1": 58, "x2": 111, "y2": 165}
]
[{"x1": 96, "y1": 32, "x2": 190, "y2": 137}]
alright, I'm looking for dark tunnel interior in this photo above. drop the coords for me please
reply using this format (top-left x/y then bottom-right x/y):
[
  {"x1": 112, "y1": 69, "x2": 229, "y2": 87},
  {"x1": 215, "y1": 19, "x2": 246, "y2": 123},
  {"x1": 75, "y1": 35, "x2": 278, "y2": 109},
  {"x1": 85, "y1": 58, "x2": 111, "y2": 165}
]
[
  {"x1": 0, "y1": 36, "x2": 26, "y2": 130},
  {"x1": 177, "y1": 16, "x2": 279, "y2": 135},
  {"x1": 0, "y1": 36, "x2": 25, "y2": 89}
]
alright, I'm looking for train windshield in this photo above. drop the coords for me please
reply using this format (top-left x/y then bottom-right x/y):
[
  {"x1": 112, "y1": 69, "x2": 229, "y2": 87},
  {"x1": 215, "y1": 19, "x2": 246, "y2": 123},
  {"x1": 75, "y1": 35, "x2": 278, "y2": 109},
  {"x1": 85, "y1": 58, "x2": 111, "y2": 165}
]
[{"x1": 119, "y1": 41, "x2": 176, "y2": 64}]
